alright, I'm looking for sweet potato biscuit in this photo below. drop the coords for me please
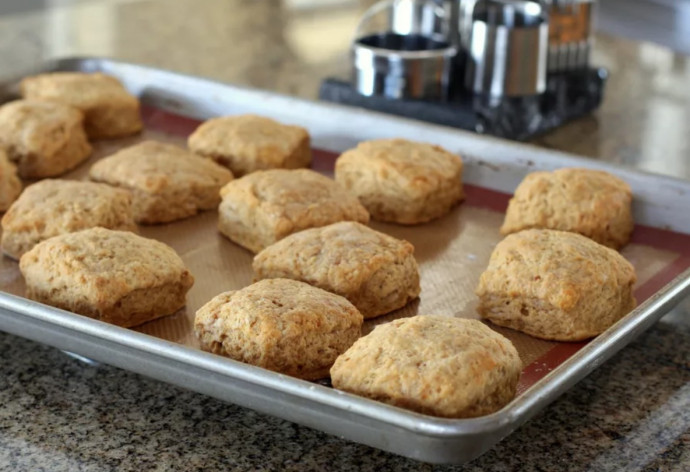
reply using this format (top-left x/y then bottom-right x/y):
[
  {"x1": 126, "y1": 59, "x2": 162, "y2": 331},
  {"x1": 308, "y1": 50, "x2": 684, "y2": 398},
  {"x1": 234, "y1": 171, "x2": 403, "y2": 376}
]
[
  {"x1": 2, "y1": 179, "x2": 137, "y2": 259},
  {"x1": 253, "y1": 221, "x2": 420, "y2": 318},
  {"x1": 0, "y1": 150, "x2": 21, "y2": 212},
  {"x1": 20, "y1": 72, "x2": 143, "y2": 139},
  {"x1": 501, "y1": 168, "x2": 634, "y2": 249},
  {"x1": 476, "y1": 229, "x2": 637, "y2": 341},
  {"x1": 218, "y1": 169, "x2": 370, "y2": 253},
  {"x1": 194, "y1": 278, "x2": 363, "y2": 380},
  {"x1": 0, "y1": 99, "x2": 92, "y2": 179},
  {"x1": 188, "y1": 114, "x2": 311, "y2": 177},
  {"x1": 19, "y1": 228, "x2": 194, "y2": 328},
  {"x1": 330, "y1": 316, "x2": 522, "y2": 418},
  {"x1": 334, "y1": 139, "x2": 464, "y2": 224},
  {"x1": 90, "y1": 141, "x2": 234, "y2": 224}
]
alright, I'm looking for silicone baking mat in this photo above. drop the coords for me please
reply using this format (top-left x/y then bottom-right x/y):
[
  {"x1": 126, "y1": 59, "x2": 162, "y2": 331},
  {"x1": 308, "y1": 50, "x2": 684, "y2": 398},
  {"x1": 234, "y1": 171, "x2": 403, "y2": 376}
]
[{"x1": 1, "y1": 105, "x2": 689, "y2": 397}]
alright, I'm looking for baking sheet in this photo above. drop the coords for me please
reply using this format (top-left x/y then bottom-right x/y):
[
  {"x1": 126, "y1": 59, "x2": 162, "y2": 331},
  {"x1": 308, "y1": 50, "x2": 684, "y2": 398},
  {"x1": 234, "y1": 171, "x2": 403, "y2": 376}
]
[
  {"x1": 0, "y1": 106, "x2": 687, "y2": 396},
  {"x1": 3, "y1": 58, "x2": 690, "y2": 465}
]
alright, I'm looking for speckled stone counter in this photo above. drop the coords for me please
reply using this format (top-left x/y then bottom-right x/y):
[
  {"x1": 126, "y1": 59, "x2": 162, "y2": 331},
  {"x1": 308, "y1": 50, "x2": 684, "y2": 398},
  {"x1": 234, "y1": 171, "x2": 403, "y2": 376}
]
[{"x1": 0, "y1": 1, "x2": 689, "y2": 470}]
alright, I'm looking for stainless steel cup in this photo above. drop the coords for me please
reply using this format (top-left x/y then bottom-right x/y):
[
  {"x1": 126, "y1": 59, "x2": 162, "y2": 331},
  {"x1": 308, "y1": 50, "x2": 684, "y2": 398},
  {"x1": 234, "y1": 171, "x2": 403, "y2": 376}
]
[
  {"x1": 352, "y1": 0, "x2": 457, "y2": 100},
  {"x1": 389, "y1": 0, "x2": 447, "y2": 37},
  {"x1": 464, "y1": 0, "x2": 548, "y2": 97}
]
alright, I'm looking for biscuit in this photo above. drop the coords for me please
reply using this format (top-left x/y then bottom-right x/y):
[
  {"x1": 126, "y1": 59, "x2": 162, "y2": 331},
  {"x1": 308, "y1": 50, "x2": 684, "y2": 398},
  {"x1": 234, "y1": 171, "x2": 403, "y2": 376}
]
[
  {"x1": 2, "y1": 179, "x2": 137, "y2": 259},
  {"x1": 194, "y1": 278, "x2": 363, "y2": 380},
  {"x1": 188, "y1": 114, "x2": 311, "y2": 177},
  {"x1": 330, "y1": 316, "x2": 521, "y2": 418},
  {"x1": 0, "y1": 150, "x2": 21, "y2": 212},
  {"x1": 0, "y1": 100, "x2": 92, "y2": 179},
  {"x1": 218, "y1": 169, "x2": 370, "y2": 253},
  {"x1": 476, "y1": 229, "x2": 637, "y2": 341},
  {"x1": 20, "y1": 72, "x2": 143, "y2": 139},
  {"x1": 253, "y1": 222, "x2": 420, "y2": 318},
  {"x1": 19, "y1": 228, "x2": 194, "y2": 327},
  {"x1": 89, "y1": 141, "x2": 233, "y2": 224},
  {"x1": 501, "y1": 168, "x2": 634, "y2": 249},
  {"x1": 334, "y1": 139, "x2": 464, "y2": 224}
]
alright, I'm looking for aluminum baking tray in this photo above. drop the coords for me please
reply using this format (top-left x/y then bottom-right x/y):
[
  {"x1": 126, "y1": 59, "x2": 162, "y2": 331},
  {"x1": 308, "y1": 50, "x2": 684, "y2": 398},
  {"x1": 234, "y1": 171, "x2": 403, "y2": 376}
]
[{"x1": 1, "y1": 57, "x2": 690, "y2": 465}]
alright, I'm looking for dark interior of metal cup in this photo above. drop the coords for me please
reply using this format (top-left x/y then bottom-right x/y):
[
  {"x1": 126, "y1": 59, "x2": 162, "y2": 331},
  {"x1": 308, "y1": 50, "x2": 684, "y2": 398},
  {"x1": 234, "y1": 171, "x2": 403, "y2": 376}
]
[
  {"x1": 357, "y1": 33, "x2": 450, "y2": 51},
  {"x1": 474, "y1": 1, "x2": 544, "y2": 27}
]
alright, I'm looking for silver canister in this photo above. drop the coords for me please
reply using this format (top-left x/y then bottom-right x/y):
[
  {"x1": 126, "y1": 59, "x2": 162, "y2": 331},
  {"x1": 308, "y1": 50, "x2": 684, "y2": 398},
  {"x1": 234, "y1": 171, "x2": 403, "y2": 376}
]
[
  {"x1": 464, "y1": 0, "x2": 548, "y2": 97},
  {"x1": 352, "y1": 0, "x2": 457, "y2": 100}
]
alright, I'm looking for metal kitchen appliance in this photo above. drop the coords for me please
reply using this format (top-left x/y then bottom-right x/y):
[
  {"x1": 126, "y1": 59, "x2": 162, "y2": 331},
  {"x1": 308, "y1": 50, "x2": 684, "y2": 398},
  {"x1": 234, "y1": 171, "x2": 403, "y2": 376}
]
[{"x1": 319, "y1": 0, "x2": 606, "y2": 140}]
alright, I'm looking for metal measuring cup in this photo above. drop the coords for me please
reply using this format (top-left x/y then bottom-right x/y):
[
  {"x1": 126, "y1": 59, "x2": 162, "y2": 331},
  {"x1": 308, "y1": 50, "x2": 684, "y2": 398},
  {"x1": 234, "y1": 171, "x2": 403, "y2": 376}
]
[{"x1": 351, "y1": 0, "x2": 457, "y2": 101}]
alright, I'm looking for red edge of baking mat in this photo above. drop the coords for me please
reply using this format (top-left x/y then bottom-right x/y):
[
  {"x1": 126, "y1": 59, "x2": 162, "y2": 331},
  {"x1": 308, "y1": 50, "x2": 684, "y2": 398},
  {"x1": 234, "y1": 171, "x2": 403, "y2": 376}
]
[{"x1": 142, "y1": 106, "x2": 690, "y2": 393}]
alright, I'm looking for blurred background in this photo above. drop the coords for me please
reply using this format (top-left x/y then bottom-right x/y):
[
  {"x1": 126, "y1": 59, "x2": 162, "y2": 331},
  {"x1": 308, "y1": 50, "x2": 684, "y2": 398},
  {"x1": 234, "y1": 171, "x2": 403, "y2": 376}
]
[
  {"x1": 2, "y1": 0, "x2": 690, "y2": 94},
  {"x1": 0, "y1": 0, "x2": 689, "y2": 174}
]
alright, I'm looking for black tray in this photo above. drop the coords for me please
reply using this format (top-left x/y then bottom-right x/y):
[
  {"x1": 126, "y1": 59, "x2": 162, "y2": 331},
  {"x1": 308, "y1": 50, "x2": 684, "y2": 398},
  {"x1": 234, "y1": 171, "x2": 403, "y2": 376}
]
[{"x1": 319, "y1": 68, "x2": 607, "y2": 141}]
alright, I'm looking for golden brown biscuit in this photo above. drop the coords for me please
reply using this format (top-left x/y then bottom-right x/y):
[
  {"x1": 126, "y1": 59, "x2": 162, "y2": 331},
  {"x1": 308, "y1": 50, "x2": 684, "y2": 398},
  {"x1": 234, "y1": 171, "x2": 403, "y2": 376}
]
[
  {"x1": 0, "y1": 100, "x2": 92, "y2": 179},
  {"x1": 194, "y1": 278, "x2": 363, "y2": 380},
  {"x1": 330, "y1": 316, "x2": 522, "y2": 418},
  {"x1": 188, "y1": 114, "x2": 311, "y2": 177},
  {"x1": 19, "y1": 228, "x2": 194, "y2": 327},
  {"x1": 253, "y1": 222, "x2": 420, "y2": 318},
  {"x1": 218, "y1": 169, "x2": 370, "y2": 253},
  {"x1": 0, "y1": 150, "x2": 21, "y2": 212},
  {"x1": 476, "y1": 229, "x2": 637, "y2": 341},
  {"x1": 90, "y1": 141, "x2": 233, "y2": 224},
  {"x1": 20, "y1": 72, "x2": 142, "y2": 139},
  {"x1": 501, "y1": 168, "x2": 634, "y2": 249},
  {"x1": 335, "y1": 139, "x2": 464, "y2": 224},
  {"x1": 2, "y1": 179, "x2": 137, "y2": 260}
]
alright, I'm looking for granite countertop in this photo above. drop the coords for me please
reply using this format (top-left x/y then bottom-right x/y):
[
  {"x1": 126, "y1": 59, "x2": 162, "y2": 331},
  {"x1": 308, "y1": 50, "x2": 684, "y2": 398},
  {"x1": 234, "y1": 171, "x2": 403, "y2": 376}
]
[{"x1": 1, "y1": 0, "x2": 689, "y2": 470}]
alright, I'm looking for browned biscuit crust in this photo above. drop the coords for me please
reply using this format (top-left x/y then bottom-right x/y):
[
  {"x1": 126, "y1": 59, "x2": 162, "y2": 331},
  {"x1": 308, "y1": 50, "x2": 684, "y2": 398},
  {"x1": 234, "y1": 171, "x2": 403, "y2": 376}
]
[
  {"x1": 335, "y1": 139, "x2": 464, "y2": 224},
  {"x1": 253, "y1": 221, "x2": 420, "y2": 318},
  {"x1": 19, "y1": 228, "x2": 194, "y2": 327},
  {"x1": 0, "y1": 150, "x2": 21, "y2": 212},
  {"x1": 188, "y1": 114, "x2": 311, "y2": 177},
  {"x1": 0, "y1": 99, "x2": 92, "y2": 179},
  {"x1": 476, "y1": 229, "x2": 637, "y2": 341},
  {"x1": 330, "y1": 315, "x2": 522, "y2": 418},
  {"x1": 90, "y1": 141, "x2": 233, "y2": 224},
  {"x1": 2, "y1": 179, "x2": 137, "y2": 259},
  {"x1": 20, "y1": 72, "x2": 143, "y2": 139},
  {"x1": 501, "y1": 168, "x2": 634, "y2": 249},
  {"x1": 194, "y1": 278, "x2": 363, "y2": 380},
  {"x1": 218, "y1": 169, "x2": 370, "y2": 253}
]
